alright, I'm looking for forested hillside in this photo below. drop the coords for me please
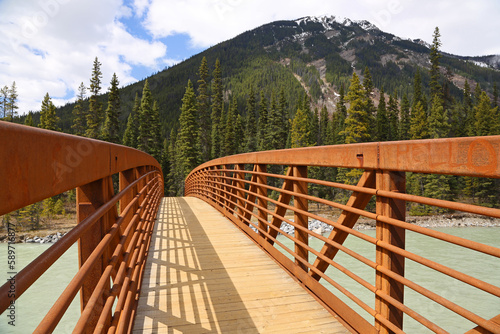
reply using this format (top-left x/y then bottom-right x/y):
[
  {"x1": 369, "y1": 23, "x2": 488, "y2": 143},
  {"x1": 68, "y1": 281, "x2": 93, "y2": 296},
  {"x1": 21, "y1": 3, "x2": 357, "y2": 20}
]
[{"x1": 3, "y1": 15, "x2": 500, "y2": 215}]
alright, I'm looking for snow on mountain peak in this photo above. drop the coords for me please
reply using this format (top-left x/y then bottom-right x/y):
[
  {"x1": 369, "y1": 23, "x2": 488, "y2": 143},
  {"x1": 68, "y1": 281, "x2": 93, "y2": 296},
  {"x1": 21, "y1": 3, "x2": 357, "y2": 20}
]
[{"x1": 295, "y1": 15, "x2": 379, "y2": 31}]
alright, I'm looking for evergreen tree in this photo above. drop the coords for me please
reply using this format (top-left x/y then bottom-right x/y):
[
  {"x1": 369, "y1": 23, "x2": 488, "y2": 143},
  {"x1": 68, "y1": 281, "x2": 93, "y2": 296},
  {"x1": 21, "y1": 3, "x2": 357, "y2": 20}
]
[
  {"x1": 493, "y1": 83, "x2": 499, "y2": 108},
  {"x1": 8, "y1": 82, "x2": 18, "y2": 121},
  {"x1": 267, "y1": 90, "x2": 284, "y2": 150},
  {"x1": 24, "y1": 111, "x2": 34, "y2": 127},
  {"x1": 290, "y1": 108, "x2": 311, "y2": 148},
  {"x1": 463, "y1": 80, "x2": 475, "y2": 136},
  {"x1": 257, "y1": 91, "x2": 269, "y2": 151},
  {"x1": 72, "y1": 82, "x2": 87, "y2": 136},
  {"x1": 387, "y1": 92, "x2": 399, "y2": 140},
  {"x1": 235, "y1": 113, "x2": 245, "y2": 154},
  {"x1": 334, "y1": 85, "x2": 347, "y2": 144},
  {"x1": 197, "y1": 57, "x2": 211, "y2": 162},
  {"x1": 39, "y1": 93, "x2": 60, "y2": 131},
  {"x1": 428, "y1": 94, "x2": 450, "y2": 139},
  {"x1": 429, "y1": 27, "x2": 442, "y2": 98},
  {"x1": 409, "y1": 101, "x2": 428, "y2": 140},
  {"x1": 137, "y1": 79, "x2": 157, "y2": 155},
  {"x1": 211, "y1": 58, "x2": 223, "y2": 159},
  {"x1": 101, "y1": 73, "x2": 121, "y2": 143},
  {"x1": 475, "y1": 91, "x2": 499, "y2": 136},
  {"x1": 277, "y1": 87, "x2": 289, "y2": 147},
  {"x1": 412, "y1": 69, "x2": 425, "y2": 111},
  {"x1": 311, "y1": 107, "x2": 320, "y2": 146},
  {"x1": 177, "y1": 80, "x2": 200, "y2": 178},
  {"x1": 122, "y1": 93, "x2": 140, "y2": 148},
  {"x1": 86, "y1": 57, "x2": 103, "y2": 139},
  {"x1": 0, "y1": 85, "x2": 8, "y2": 119},
  {"x1": 161, "y1": 138, "x2": 170, "y2": 195},
  {"x1": 363, "y1": 67, "x2": 376, "y2": 137},
  {"x1": 244, "y1": 87, "x2": 257, "y2": 152},
  {"x1": 342, "y1": 73, "x2": 370, "y2": 144},
  {"x1": 319, "y1": 106, "x2": 329, "y2": 146},
  {"x1": 150, "y1": 100, "x2": 163, "y2": 161},
  {"x1": 376, "y1": 88, "x2": 388, "y2": 141},
  {"x1": 223, "y1": 97, "x2": 238, "y2": 156},
  {"x1": 399, "y1": 94, "x2": 411, "y2": 140},
  {"x1": 19, "y1": 202, "x2": 42, "y2": 230}
]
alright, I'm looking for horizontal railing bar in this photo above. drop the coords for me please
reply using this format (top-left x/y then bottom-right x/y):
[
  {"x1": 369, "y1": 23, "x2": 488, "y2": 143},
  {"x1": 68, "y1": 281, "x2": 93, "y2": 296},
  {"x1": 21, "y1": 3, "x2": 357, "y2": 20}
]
[
  {"x1": 34, "y1": 176, "x2": 160, "y2": 333},
  {"x1": 73, "y1": 181, "x2": 161, "y2": 333},
  {"x1": 212, "y1": 172, "x2": 500, "y2": 258},
  {"x1": 0, "y1": 171, "x2": 157, "y2": 315},
  {"x1": 208, "y1": 171, "x2": 500, "y2": 297},
  {"x1": 105, "y1": 188, "x2": 161, "y2": 334}
]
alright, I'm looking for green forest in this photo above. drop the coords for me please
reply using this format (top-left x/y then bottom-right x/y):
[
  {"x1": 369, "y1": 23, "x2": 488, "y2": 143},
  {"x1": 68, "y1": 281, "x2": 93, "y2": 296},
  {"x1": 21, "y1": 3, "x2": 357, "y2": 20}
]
[{"x1": 1, "y1": 23, "x2": 500, "y2": 231}]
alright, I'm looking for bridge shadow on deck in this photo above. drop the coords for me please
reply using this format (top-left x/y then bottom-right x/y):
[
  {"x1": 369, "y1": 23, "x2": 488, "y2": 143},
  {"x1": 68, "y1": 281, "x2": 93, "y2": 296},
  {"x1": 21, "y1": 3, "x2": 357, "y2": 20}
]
[{"x1": 133, "y1": 197, "x2": 259, "y2": 333}]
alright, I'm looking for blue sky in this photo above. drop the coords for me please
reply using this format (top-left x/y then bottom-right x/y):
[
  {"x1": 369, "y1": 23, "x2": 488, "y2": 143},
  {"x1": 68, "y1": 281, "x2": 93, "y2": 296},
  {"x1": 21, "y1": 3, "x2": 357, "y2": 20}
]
[{"x1": 1, "y1": 0, "x2": 499, "y2": 114}]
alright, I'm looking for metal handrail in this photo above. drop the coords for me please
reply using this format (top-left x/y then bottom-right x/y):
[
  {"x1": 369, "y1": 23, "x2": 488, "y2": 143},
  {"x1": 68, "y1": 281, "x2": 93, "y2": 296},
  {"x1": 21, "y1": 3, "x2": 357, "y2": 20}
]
[
  {"x1": 185, "y1": 135, "x2": 500, "y2": 334},
  {"x1": 0, "y1": 122, "x2": 163, "y2": 333}
]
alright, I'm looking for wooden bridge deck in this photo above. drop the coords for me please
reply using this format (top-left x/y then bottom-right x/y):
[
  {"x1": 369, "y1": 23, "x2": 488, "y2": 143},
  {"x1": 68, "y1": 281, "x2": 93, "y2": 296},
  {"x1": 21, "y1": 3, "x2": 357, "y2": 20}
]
[{"x1": 132, "y1": 197, "x2": 349, "y2": 333}]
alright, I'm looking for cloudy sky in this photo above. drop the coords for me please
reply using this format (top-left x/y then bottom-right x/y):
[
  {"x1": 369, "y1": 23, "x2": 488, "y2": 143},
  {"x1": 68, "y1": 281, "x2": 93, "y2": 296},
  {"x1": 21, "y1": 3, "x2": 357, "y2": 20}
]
[{"x1": 1, "y1": 0, "x2": 499, "y2": 115}]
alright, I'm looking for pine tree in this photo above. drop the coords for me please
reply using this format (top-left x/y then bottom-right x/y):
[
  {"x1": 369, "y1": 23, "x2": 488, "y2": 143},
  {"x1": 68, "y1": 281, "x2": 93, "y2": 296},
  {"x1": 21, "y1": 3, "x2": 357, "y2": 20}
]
[
  {"x1": 257, "y1": 91, "x2": 269, "y2": 151},
  {"x1": 413, "y1": 69, "x2": 425, "y2": 111},
  {"x1": 0, "y1": 86, "x2": 8, "y2": 119},
  {"x1": 24, "y1": 111, "x2": 34, "y2": 126},
  {"x1": 342, "y1": 73, "x2": 370, "y2": 144},
  {"x1": 428, "y1": 94, "x2": 450, "y2": 139},
  {"x1": 363, "y1": 67, "x2": 376, "y2": 137},
  {"x1": 197, "y1": 57, "x2": 211, "y2": 162},
  {"x1": 211, "y1": 58, "x2": 223, "y2": 159},
  {"x1": 19, "y1": 202, "x2": 42, "y2": 230},
  {"x1": 122, "y1": 93, "x2": 140, "y2": 148},
  {"x1": 399, "y1": 94, "x2": 411, "y2": 140},
  {"x1": 223, "y1": 97, "x2": 238, "y2": 156},
  {"x1": 150, "y1": 100, "x2": 163, "y2": 161},
  {"x1": 429, "y1": 27, "x2": 442, "y2": 98},
  {"x1": 311, "y1": 107, "x2": 320, "y2": 146},
  {"x1": 244, "y1": 87, "x2": 257, "y2": 152},
  {"x1": 319, "y1": 106, "x2": 329, "y2": 146},
  {"x1": 409, "y1": 101, "x2": 428, "y2": 140},
  {"x1": 161, "y1": 138, "x2": 170, "y2": 195},
  {"x1": 493, "y1": 83, "x2": 499, "y2": 108},
  {"x1": 72, "y1": 82, "x2": 87, "y2": 136},
  {"x1": 376, "y1": 88, "x2": 388, "y2": 141},
  {"x1": 8, "y1": 82, "x2": 18, "y2": 121},
  {"x1": 267, "y1": 90, "x2": 286, "y2": 150},
  {"x1": 387, "y1": 92, "x2": 399, "y2": 140},
  {"x1": 39, "y1": 93, "x2": 60, "y2": 131},
  {"x1": 334, "y1": 85, "x2": 347, "y2": 144},
  {"x1": 277, "y1": 87, "x2": 289, "y2": 147},
  {"x1": 290, "y1": 108, "x2": 311, "y2": 148},
  {"x1": 101, "y1": 73, "x2": 121, "y2": 143},
  {"x1": 475, "y1": 91, "x2": 499, "y2": 136},
  {"x1": 177, "y1": 80, "x2": 200, "y2": 178},
  {"x1": 138, "y1": 79, "x2": 155, "y2": 154},
  {"x1": 86, "y1": 57, "x2": 103, "y2": 139}
]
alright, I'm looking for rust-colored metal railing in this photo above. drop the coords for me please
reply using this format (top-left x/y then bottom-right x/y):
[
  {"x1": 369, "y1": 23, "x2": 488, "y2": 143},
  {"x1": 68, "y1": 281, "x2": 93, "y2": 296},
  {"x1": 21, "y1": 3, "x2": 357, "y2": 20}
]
[
  {"x1": 185, "y1": 136, "x2": 500, "y2": 334},
  {"x1": 0, "y1": 122, "x2": 163, "y2": 333}
]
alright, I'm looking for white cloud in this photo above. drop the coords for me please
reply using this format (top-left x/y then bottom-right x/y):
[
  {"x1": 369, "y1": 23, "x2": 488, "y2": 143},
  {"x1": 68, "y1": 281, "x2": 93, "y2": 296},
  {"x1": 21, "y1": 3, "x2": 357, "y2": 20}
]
[{"x1": 0, "y1": 0, "x2": 171, "y2": 114}]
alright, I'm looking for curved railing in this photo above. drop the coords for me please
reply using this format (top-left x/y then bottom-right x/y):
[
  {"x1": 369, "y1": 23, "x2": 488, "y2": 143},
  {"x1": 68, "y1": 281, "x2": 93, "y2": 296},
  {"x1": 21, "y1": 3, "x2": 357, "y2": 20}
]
[
  {"x1": 185, "y1": 136, "x2": 500, "y2": 334},
  {"x1": 0, "y1": 122, "x2": 163, "y2": 333}
]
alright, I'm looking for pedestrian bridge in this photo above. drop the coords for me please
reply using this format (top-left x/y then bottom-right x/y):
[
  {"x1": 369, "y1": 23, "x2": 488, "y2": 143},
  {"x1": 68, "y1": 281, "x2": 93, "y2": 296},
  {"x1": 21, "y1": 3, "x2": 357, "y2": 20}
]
[{"x1": 1, "y1": 122, "x2": 500, "y2": 333}]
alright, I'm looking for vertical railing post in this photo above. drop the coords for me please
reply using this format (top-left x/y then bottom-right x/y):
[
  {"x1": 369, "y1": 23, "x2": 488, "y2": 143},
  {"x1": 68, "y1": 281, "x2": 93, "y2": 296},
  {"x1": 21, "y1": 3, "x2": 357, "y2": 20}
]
[
  {"x1": 293, "y1": 166, "x2": 308, "y2": 272},
  {"x1": 256, "y1": 164, "x2": 268, "y2": 237},
  {"x1": 375, "y1": 170, "x2": 406, "y2": 333},
  {"x1": 76, "y1": 177, "x2": 114, "y2": 333},
  {"x1": 234, "y1": 164, "x2": 246, "y2": 220}
]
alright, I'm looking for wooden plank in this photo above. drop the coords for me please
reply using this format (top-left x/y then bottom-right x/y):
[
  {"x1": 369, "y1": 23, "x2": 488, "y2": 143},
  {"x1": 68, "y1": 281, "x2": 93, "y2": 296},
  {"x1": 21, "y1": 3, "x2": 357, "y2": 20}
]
[{"x1": 132, "y1": 197, "x2": 349, "y2": 334}]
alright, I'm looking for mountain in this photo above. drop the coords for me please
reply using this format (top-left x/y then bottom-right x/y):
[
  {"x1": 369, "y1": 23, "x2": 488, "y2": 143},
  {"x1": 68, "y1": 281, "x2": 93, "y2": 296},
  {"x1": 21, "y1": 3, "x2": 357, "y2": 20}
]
[{"x1": 54, "y1": 15, "x2": 500, "y2": 137}]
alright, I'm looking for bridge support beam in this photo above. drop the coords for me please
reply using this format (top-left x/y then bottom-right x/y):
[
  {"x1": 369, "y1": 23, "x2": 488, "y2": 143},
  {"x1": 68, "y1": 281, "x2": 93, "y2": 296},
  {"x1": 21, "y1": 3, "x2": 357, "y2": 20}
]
[
  {"x1": 77, "y1": 177, "x2": 115, "y2": 333},
  {"x1": 293, "y1": 166, "x2": 309, "y2": 272},
  {"x1": 375, "y1": 171, "x2": 406, "y2": 334}
]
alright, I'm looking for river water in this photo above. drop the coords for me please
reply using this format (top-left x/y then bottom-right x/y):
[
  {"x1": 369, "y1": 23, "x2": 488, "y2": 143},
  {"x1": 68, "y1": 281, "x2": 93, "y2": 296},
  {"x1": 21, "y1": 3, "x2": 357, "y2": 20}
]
[{"x1": 0, "y1": 227, "x2": 499, "y2": 333}]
